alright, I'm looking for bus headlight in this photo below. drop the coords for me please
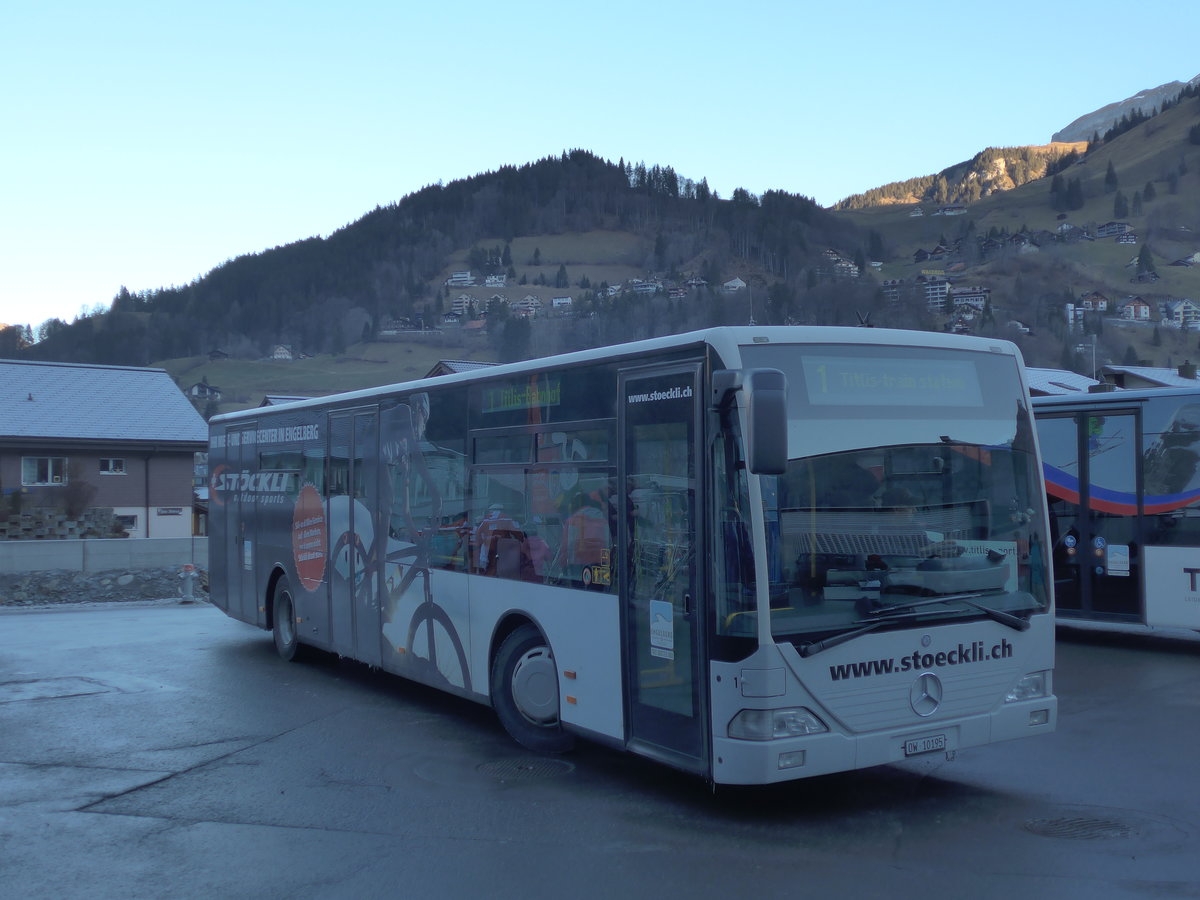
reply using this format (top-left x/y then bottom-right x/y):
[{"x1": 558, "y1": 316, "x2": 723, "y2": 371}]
[
  {"x1": 728, "y1": 707, "x2": 828, "y2": 741},
  {"x1": 1005, "y1": 671, "x2": 1048, "y2": 702}
]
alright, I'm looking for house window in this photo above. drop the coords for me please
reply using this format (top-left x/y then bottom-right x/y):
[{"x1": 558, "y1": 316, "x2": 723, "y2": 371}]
[
  {"x1": 115, "y1": 515, "x2": 138, "y2": 533},
  {"x1": 99, "y1": 458, "x2": 126, "y2": 475},
  {"x1": 22, "y1": 457, "x2": 68, "y2": 486}
]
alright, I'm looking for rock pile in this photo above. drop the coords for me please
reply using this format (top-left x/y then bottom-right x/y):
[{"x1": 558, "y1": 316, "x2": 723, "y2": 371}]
[{"x1": 0, "y1": 567, "x2": 209, "y2": 607}]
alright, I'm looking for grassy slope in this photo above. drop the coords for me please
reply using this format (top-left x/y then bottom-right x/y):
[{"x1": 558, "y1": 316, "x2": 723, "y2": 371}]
[{"x1": 159, "y1": 337, "x2": 497, "y2": 414}]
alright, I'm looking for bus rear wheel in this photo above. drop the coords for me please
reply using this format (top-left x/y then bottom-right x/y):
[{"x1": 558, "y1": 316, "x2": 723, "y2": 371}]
[
  {"x1": 272, "y1": 575, "x2": 307, "y2": 662},
  {"x1": 491, "y1": 624, "x2": 574, "y2": 754}
]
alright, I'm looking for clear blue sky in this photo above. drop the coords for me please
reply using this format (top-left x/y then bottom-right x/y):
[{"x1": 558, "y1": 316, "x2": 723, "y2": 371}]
[{"x1": 2, "y1": 1, "x2": 1196, "y2": 332}]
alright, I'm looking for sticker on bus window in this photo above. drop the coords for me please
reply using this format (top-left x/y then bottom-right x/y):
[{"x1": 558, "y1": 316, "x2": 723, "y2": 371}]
[{"x1": 650, "y1": 599, "x2": 675, "y2": 660}]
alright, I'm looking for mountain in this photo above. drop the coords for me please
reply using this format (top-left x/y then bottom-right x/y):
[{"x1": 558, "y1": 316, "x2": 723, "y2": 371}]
[
  {"x1": 1052, "y1": 74, "x2": 1200, "y2": 143},
  {"x1": 833, "y1": 143, "x2": 1087, "y2": 211}
]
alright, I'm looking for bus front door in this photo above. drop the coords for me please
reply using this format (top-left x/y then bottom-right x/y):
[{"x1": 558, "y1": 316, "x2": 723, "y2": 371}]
[{"x1": 620, "y1": 363, "x2": 707, "y2": 773}]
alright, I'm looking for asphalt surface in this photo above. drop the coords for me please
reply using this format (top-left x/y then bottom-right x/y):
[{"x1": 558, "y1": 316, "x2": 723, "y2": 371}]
[{"x1": 1, "y1": 600, "x2": 1197, "y2": 899}]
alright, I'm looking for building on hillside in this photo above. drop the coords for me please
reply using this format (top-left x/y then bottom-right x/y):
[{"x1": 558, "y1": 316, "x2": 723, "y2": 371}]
[
  {"x1": 722, "y1": 277, "x2": 747, "y2": 293},
  {"x1": 1096, "y1": 222, "x2": 1131, "y2": 238},
  {"x1": 1162, "y1": 298, "x2": 1200, "y2": 328},
  {"x1": 187, "y1": 380, "x2": 222, "y2": 402},
  {"x1": 1116, "y1": 296, "x2": 1152, "y2": 320},
  {"x1": 1078, "y1": 290, "x2": 1109, "y2": 312},
  {"x1": 0, "y1": 360, "x2": 207, "y2": 539},
  {"x1": 915, "y1": 274, "x2": 950, "y2": 310},
  {"x1": 445, "y1": 271, "x2": 475, "y2": 287},
  {"x1": 271, "y1": 345, "x2": 293, "y2": 361},
  {"x1": 950, "y1": 285, "x2": 991, "y2": 312}
]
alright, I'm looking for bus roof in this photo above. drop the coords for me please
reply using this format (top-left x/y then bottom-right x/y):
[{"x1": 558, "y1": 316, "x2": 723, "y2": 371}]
[
  {"x1": 1032, "y1": 384, "x2": 1200, "y2": 410},
  {"x1": 212, "y1": 326, "x2": 1024, "y2": 425}
]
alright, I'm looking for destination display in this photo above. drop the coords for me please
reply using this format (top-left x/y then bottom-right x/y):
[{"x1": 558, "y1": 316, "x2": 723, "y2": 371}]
[{"x1": 801, "y1": 355, "x2": 984, "y2": 408}]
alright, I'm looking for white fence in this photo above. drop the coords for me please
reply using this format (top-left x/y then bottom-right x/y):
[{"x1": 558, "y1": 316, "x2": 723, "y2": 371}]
[{"x1": 0, "y1": 537, "x2": 208, "y2": 574}]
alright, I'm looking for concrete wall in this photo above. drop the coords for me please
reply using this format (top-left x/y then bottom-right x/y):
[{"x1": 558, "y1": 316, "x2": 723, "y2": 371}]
[{"x1": 0, "y1": 537, "x2": 207, "y2": 574}]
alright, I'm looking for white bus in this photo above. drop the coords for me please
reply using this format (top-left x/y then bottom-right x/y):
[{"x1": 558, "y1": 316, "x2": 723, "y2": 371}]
[
  {"x1": 1034, "y1": 386, "x2": 1200, "y2": 632},
  {"x1": 208, "y1": 327, "x2": 1056, "y2": 784}
]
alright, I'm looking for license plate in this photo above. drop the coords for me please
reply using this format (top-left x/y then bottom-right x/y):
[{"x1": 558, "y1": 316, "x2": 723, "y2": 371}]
[{"x1": 904, "y1": 734, "x2": 947, "y2": 756}]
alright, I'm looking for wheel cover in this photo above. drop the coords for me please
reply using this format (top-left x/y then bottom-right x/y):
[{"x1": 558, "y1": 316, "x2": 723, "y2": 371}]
[{"x1": 510, "y1": 646, "x2": 558, "y2": 725}]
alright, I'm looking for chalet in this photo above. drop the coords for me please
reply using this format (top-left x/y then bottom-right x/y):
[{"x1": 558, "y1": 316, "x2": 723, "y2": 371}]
[
  {"x1": 187, "y1": 381, "x2": 222, "y2": 402},
  {"x1": 445, "y1": 270, "x2": 475, "y2": 287},
  {"x1": 511, "y1": 295, "x2": 542, "y2": 316},
  {"x1": 722, "y1": 277, "x2": 747, "y2": 293},
  {"x1": 936, "y1": 205, "x2": 967, "y2": 216},
  {"x1": 1096, "y1": 222, "x2": 1131, "y2": 238},
  {"x1": 484, "y1": 274, "x2": 506, "y2": 287},
  {"x1": 552, "y1": 296, "x2": 573, "y2": 310},
  {"x1": 451, "y1": 294, "x2": 474, "y2": 316},
  {"x1": 684, "y1": 275, "x2": 708, "y2": 288},
  {"x1": 1116, "y1": 296, "x2": 1152, "y2": 321},
  {"x1": 908, "y1": 206, "x2": 925, "y2": 217},
  {"x1": 1162, "y1": 298, "x2": 1200, "y2": 328},
  {"x1": 1078, "y1": 291, "x2": 1109, "y2": 312},
  {"x1": 880, "y1": 279, "x2": 903, "y2": 304},
  {"x1": 0, "y1": 360, "x2": 207, "y2": 539},
  {"x1": 271, "y1": 345, "x2": 293, "y2": 361},
  {"x1": 207, "y1": 348, "x2": 229, "y2": 361}
]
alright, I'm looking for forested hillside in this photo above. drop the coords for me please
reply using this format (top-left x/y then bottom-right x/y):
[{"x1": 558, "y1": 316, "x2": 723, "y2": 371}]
[{"x1": 12, "y1": 152, "x2": 857, "y2": 367}]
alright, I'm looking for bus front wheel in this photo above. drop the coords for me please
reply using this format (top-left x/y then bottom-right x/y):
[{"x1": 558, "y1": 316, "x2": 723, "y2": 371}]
[
  {"x1": 272, "y1": 575, "x2": 308, "y2": 662},
  {"x1": 491, "y1": 624, "x2": 574, "y2": 754}
]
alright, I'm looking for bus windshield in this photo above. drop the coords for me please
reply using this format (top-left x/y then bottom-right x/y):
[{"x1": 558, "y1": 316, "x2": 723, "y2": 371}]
[{"x1": 723, "y1": 343, "x2": 1050, "y2": 646}]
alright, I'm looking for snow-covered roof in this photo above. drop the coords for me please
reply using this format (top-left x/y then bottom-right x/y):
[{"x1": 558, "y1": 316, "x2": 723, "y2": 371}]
[{"x1": 1025, "y1": 367, "x2": 1102, "y2": 396}]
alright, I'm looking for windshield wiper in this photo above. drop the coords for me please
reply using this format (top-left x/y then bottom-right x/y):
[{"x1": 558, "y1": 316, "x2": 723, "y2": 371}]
[
  {"x1": 863, "y1": 592, "x2": 1030, "y2": 631},
  {"x1": 797, "y1": 606, "x2": 930, "y2": 657}
]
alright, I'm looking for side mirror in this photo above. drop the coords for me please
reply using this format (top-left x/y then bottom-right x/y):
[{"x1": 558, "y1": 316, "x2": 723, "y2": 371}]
[{"x1": 713, "y1": 368, "x2": 788, "y2": 475}]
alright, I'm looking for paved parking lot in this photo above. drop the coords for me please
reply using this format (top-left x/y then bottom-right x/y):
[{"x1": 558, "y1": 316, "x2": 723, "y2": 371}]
[{"x1": 1, "y1": 601, "x2": 1197, "y2": 899}]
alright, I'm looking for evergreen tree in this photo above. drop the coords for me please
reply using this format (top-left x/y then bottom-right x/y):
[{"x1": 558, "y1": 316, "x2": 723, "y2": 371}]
[
  {"x1": 555, "y1": 264, "x2": 568, "y2": 288},
  {"x1": 1104, "y1": 160, "x2": 1119, "y2": 193},
  {"x1": 1144, "y1": 180, "x2": 1157, "y2": 202},
  {"x1": 1113, "y1": 190, "x2": 1129, "y2": 219},
  {"x1": 1137, "y1": 244, "x2": 1156, "y2": 275},
  {"x1": 1132, "y1": 190, "x2": 1143, "y2": 216}
]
